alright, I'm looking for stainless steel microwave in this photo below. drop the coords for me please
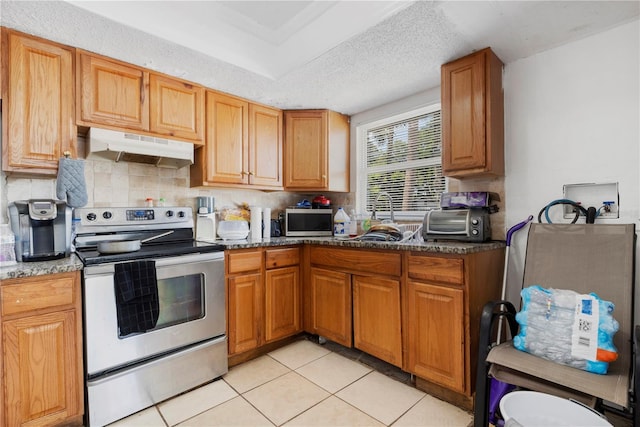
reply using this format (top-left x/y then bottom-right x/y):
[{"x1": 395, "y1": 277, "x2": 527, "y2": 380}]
[
  {"x1": 422, "y1": 208, "x2": 491, "y2": 242},
  {"x1": 285, "y1": 208, "x2": 333, "y2": 237}
]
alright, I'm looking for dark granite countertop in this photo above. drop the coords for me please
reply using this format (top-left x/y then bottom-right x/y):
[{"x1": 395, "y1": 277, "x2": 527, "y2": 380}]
[
  {"x1": 0, "y1": 238, "x2": 505, "y2": 280},
  {"x1": 217, "y1": 236, "x2": 505, "y2": 254}
]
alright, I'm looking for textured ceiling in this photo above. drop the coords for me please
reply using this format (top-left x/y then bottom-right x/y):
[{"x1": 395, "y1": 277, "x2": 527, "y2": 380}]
[{"x1": 2, "y1": 1, "x2": 638, "y2": 115}]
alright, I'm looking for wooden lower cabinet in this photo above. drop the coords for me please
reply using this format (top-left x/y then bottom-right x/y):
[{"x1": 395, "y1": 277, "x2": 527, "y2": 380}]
[
  {"x1": 227, "y1": 271, "x2": 262, "y2": 355},
  {"x1": 353, "y1": 275, "x2": 402, "y2": 367},
  {"x1": 265, "y1": 266, "x2": 300, "y2": 342},
  {"x1": 0, "y1": 271, "x2": 83, "y2": 427},
  {"x1": 226, "y1": 247, "x2": 301, "y2": 357},
  {"x1": 406, "y1": 281, "x2": 464, "y2": 390},
  {"x1": 309, "y1": 267, "x2": 352, "y2": 347},
  {"x1": 226, "y1": 243, "x2": 503, "y2": 409},
  {"x1": 306, "y1": 246, "x2": 403, "y2": 364},
  {"x1": 403, "y1": 249, "x2": 504, "y2": 409}
]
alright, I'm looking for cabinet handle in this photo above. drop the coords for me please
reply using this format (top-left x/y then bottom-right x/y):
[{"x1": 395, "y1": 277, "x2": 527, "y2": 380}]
[{"x1": 248, "y1": 172, "x2": 254, "y2": 176}]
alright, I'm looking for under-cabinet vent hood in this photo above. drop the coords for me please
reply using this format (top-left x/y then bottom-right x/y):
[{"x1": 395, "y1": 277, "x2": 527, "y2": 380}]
[{"x1": 86, "y1": 127, "x2": 194, "y2": 168}]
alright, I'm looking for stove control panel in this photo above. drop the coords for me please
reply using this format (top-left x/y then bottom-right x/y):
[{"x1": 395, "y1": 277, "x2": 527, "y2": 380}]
[
  {"x1": 74, "y1": 207, "x2": 193, "y2": 227},
  {"x1": 127, "y1": 209, "x2": 155, "y2": 221}
]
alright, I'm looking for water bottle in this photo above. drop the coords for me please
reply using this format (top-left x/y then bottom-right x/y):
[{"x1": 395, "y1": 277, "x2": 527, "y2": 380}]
[
  {"x1": 334, "y1": 207, "x2": 350, "y2": 237},
  {"x1": 349, "y1": 209, "x2": 358, "y2": 237}
]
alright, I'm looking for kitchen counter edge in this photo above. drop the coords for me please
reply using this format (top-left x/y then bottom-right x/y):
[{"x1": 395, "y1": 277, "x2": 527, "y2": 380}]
[
  {"x1": 218, "y1": 237, "x2": 506, "y2": 254},
  {"x1": 0, "y1": 254, "x2": 84, "y2": 280},
  {"x1": 1, "y1": 239, "x2": 505, "y2": 280}
]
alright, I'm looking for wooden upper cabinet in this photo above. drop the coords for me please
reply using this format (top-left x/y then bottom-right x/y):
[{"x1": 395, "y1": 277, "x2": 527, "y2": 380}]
[
  {"x1": 202, "y1": 91, "x2": 249, "y2": 185},
  {"x1": 441, "y1": 47, "x2": 504, "y2": 178},
  {"x1": 1, "y1": 29, "x2": 76, "y2": 175},
  {"x1": 249, "y1": 103, "x2": 283, "y2": 188},
  {"x1": 77, "y1": 51, "x2": 204, "y2": 143},
  {"x1": 284, "y1": 109, "x2": 350, "y2": 192},
  {"x1": 149, "y1": 73, "x2": 204, "y2": 141},
  {"x1": 191, "y1": 91, "x2": 283, "y2": 189},
  {"x1": 77, "y1": 52, "x2": 148, "y2": 131}
]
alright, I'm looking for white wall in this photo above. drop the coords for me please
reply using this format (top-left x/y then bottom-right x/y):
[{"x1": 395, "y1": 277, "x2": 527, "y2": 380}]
[{"x1": 503, "y1": 20, "x2": 640, "y2": 317}]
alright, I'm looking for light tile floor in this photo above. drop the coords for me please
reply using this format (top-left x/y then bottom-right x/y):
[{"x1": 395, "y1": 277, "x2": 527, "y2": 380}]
[{"x1": 108, "y1": 337, "x2": 473, "y2": 427}]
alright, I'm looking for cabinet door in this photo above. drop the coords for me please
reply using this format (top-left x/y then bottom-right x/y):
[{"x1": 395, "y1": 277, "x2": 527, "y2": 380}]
[
  {"x1": 309, "y1": 267, "x2": 352, "y2": 346},
  {"x1": 284, "y1": 110, "x2": 327, "y2": 189},
  {"x1": 149, "y1": 73, "x2": 204, "y2": 142},
  {"x1": 406, "y1": 280, "x2": 464, "y2": 392},
  {"x1": 441, "y1": 48, "x2": 504, "y2": 178},
  {"x1": 2, "y1": 30, "x2": 75, "y2": 174},
  {"x1": 78, "y1": 52, "x2": 149, "y2": 130},
  {"x1": 3, "y1": 310, "x2": 82, "y2": 426},
  {"x1": 265, "y1": 266, "x2": 300, "y2": 342},
  {"x1": 206, "y1": 91, "x2": 249, "y2": 184},
  {"x1": 441, "y1": 51, "x2": 486, "y2": 173},
  {"x1": 249, "y1": 104, "x2": 283, "y2": 188},
  {"x1": 353, "y1": 275, "x2": 402, "y2": 367},
  {"x1": 227, "y1": 273, "x2": 262, "y2": 355}
]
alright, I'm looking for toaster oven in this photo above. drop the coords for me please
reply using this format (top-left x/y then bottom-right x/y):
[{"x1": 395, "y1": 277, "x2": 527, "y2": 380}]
[{"x1": 422, "y1": 208, "x2": 491, "y2": 242}]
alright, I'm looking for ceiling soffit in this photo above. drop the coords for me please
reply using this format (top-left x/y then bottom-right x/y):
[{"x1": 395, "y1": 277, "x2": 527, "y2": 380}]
[{"x1": 67, "y1": 0, "x2": 415, "y2": 79}]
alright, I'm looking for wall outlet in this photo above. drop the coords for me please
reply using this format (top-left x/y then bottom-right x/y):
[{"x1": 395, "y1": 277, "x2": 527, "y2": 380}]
[{"x1": 563, "y1": 182, "x2": 619, "y2": 219}]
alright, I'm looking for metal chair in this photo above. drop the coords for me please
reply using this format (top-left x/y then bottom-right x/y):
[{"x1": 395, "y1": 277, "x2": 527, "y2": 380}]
[{"x1": 474, "y1": 223, "x2": 638, "y2": 426}]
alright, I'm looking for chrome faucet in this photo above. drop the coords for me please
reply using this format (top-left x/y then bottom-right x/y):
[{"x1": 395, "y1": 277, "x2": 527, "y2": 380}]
[{"x1": 371, "y1": 191, "x2": 395, "y2": 222}]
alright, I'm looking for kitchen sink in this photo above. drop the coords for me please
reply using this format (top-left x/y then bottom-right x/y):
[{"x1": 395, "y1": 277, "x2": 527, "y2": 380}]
[{"x1": 350, "y1": 223, "x2": 423, "y2": 243}]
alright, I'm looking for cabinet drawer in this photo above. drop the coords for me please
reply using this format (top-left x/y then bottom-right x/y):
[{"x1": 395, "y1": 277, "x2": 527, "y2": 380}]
[
  {"x1": 1, "y1": 273, "x2": 76, "y2": 316},
  {"x1": 310, "y1": 246, "x2": 401, "y2": 276},
  {"x1": 265, "y1": 247, "x2": 299, "y2": 269},
  {"x1": 227, "y1": 250, "x2": 262, "y2": 274},
  {"x1": 408, "y1": 255, "x2": 464, "y2": 285}
]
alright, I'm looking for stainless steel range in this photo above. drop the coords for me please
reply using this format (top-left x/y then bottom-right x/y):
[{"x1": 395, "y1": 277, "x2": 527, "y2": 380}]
[{"x1": 73, "y1": 206, "x2": 227, "y2": 426}]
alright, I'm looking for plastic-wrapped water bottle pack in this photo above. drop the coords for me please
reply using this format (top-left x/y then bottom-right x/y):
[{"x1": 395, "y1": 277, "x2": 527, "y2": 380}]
[{"x1": 513, "y1": 285, "x2": 619, "y2": 374}]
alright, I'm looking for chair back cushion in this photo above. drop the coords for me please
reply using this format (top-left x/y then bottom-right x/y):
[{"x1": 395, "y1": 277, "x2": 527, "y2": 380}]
[{"x1": 522, "y1": 223, "x2": 635, "y2": 365}]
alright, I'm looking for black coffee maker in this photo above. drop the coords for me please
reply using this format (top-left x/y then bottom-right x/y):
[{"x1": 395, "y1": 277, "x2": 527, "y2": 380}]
[{"x1": 8, "y1": 199, "x2": 72, "y2": 262}]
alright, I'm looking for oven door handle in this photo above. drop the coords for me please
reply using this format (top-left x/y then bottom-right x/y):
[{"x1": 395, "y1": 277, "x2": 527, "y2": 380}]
[
  {"x1": 154, "y1": 251, "x2": 224, "y2": 267},
  {"x1": 83, "y1": 251, "x2": 224, "y2": 276}
]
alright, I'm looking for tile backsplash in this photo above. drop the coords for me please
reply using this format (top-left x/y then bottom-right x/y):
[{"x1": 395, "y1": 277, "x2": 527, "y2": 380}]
[
  {"x1": 447, "y1": 176, "x2": 506, "y2": 240},
  {"x1": 1, "y1": 159, "x2": 354, "y2": 225}
]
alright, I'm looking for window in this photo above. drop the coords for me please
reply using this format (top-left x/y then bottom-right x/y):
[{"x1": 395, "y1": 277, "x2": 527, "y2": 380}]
[{"x1": 357, "y1": 104, "x2": 445, "y2": 220}]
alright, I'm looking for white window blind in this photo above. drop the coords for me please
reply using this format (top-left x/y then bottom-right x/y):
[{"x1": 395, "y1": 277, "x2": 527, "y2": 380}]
[{"x1": 357, "y1": 104, "x2": 445, "y2": 219}]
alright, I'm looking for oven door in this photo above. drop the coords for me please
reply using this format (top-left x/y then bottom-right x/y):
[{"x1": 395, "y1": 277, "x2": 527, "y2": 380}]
[{"x1": 84, "y1": 252, "x2": 225, "y2": 377}]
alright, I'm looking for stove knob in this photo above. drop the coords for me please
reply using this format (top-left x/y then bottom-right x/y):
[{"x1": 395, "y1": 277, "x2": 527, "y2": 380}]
[
  {"x1": 86, "y1": 212, "x2": 97, "y2": 221},
  {"x1": 166, "y1": 210, "x2": 174, "y2": 217},
  {"x1": 472, "y1": 229, "x2": 479, "y2": 235},
  {"x1": 103, "y1": 211, "x2": 112, "y2": 220},
  {"x1": 177, "y1": 211, "x2": 185, "y2": 218},
  {"x1": 471, "y1": 218, "x2": 479, "y2": 226}
]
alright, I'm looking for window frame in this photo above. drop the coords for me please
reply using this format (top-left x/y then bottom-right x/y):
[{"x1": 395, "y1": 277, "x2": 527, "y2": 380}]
[{"x1": 355, "y1": 103, "x2": 446, "y2": 221}]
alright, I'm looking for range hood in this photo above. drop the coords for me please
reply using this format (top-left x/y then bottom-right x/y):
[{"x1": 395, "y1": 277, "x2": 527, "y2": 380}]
[{"x1": 86, "y1": 127, "x2": 194, "y2": 168}]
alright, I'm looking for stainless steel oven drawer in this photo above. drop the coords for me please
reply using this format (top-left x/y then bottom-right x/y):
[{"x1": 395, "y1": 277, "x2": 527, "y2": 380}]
[{"x1": 87, "y1": 336, "x2": 227, "y2": 427}]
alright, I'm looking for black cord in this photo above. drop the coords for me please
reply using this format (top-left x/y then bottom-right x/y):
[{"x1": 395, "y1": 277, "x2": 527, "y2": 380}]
[{"x1": 537, "y1": 199, "x2": 588, "y2": 224}]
